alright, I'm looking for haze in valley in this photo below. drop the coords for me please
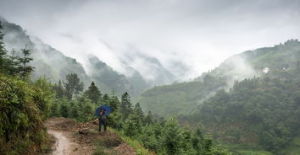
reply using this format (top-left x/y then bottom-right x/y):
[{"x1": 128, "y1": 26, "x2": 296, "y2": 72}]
[{"x1": 0, "y1": 0, "x2": 299, "y2": 81}]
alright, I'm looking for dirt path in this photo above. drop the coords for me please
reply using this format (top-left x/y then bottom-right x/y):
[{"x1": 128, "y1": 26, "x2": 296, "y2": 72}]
[
  {"x1": 45, "y1": 117, "x2": 136, "y2": 155},
  {"x1": 45, "y1": 118, "x2": 94, "y2": 155},
  {"x1": 47, "y1": 130, "x2": 72, "y2": 155}
]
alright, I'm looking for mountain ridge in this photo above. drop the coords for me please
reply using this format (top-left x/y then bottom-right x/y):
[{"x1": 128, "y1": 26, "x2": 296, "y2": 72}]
[
  {"x1": 139, "y1": 39, "x2": 300, "y2": 116},
  {"x1": 0, "y1": 18, "x2": 151, "y2": 96}
]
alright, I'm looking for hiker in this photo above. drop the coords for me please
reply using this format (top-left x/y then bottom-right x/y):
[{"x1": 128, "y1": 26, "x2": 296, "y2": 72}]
[{"x1": 98, "y1": 109, "x2": 107, "y2": 132}]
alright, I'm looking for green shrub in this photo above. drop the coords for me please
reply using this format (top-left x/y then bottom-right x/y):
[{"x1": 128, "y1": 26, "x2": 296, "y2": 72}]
[{"x1": 0, "y1": 74, "x2": 50, "y2": 154}]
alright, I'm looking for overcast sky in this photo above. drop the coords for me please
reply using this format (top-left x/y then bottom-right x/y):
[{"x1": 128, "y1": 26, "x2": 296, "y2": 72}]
[{"x1": 0, "y1": 0, "x2": 299, "y2": 80}]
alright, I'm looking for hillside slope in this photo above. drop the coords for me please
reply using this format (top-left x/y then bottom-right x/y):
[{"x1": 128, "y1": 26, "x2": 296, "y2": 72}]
[
  {"x1": 0, "y1": 18, "x2": 149, "y2": 96},
  {"x1": 183, "y1": 68, "x2": 300, "y2": 154},
  {"x1": 139, "y1": 39, "x2": 300, "y2": 116}
]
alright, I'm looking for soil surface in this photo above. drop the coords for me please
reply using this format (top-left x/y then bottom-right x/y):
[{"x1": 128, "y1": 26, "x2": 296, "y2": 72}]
[{"x1": 45, "y1": 117, "x2": 136, "y2": 155}]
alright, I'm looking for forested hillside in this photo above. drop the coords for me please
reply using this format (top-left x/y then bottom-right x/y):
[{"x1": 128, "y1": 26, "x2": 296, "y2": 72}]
[
  {"x1": 139, "y1": 39, "x2": 300, "y2": 117},
  {"x1": 0, "y1": 21, "x2": 230, "y2": 154},
  {"x1": 168, "y1": 40, "x2": 300, "y2": 154},
  {"x1": 181, "y1": 70, "x2": 300, "y2": 154},
  {"x1": 0, "y1": 18, "x2": 149, "y2": 96},
  {"x1": 0, "y1": 21, "x2": 53, "y2": 154}
]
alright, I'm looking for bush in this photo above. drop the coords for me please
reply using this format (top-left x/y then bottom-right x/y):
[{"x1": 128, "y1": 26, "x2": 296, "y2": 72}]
[{"x1": 0, "y1": 74, "x2": 50, "y2": 154}]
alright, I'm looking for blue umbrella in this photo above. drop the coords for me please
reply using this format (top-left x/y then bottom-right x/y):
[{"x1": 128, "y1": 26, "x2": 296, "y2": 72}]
[{"x1": 95, "y1": 105, "x2": 112, "y2": 116}]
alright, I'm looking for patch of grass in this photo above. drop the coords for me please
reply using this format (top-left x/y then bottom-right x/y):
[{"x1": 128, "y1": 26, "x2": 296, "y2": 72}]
[
  {"x1": 237, "y1": 150, "x2": 272, "y2": 155},
  {"x1": 40, "y1": 132, "x2": 56, "y2": 154},
  {"x1": 224, "y1": 144, "x2": 272, "y2": 155},
  {"x1": 279, "y1": 136, "x2": 300, "y2": 155},
  {"x1": 93, "y1": 144, "x2": 107, "y2": 155},
  {"x1": 108, "y1": 128, "x2": 154, "y2": 155}
]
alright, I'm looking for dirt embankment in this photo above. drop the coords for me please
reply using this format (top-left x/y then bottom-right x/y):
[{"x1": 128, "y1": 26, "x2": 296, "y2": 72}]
[{"x1": 45, "y1": 117, "x2": 136, "y2": 155}]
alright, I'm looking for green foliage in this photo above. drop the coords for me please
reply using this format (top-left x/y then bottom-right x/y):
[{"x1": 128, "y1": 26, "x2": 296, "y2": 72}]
[
  {"x1": 17, "y1": 49, "x2": 34, "y2": 79},
  {"x1": 139, "y1": 40, "x2": 300, "y2": 118},
  {"x1": 106, "y1": 91, "x2": 230, "y2": 154},
  {"x1": 139, "y1": 77, "x2": 226, "y2": 117},
  {"x1": 32, "y1": 78, "x2": 54, "y2": 119},
  {"x1": 134, "y1": 103, "x2": 144, "y2": 119},
  {"x1": 59, "y1": 100, "x2": 69, "y2": 118},
  {"x1": 0, "y1": 22, "x2": 34, "y2": 78},
  {"x1": 53, "y1": 80, "x2": 64, "y2": 98},
  {"x1": 110, "y1": 128, "x2": 154, "y2": 155},
  {"x1": 144, "y1": 111, "x2": 153, "y2": 125},
  {"x1": 64, "y1": 73, "x2": 84, "y2": 99},
  {"x1": 184, "y1": 76, "x2": 300, "y2": 153},
  {"x1": 120, "y1": 92, "x2": 132, "y2": 120},
  {"x1": 44, "y1": 70, "x2": 229, "y2": 154},
  {"x1": 0, "y1": 22, "x2": 9, "y2": 74},
  {"x1": 0, "y1": 23, "x2": 51, "y2": 154},
  {"x1": 0, "y1": 75, "x2": 51, "y2": 154},
  {"x1": 84, "y1": 81, "x2": 102, "y2": 104},
  {"x1": 50, "y1": 102, "x2": 59, "y2": 117}
]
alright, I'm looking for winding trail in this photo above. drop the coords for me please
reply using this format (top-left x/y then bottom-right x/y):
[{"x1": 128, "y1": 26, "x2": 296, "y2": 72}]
[
  {"x1": 48, "y1": 129, "x2": 72, "y2": 155},
  {"x1": 45, "y1": 117, "x2": 94, "y2": 155}
]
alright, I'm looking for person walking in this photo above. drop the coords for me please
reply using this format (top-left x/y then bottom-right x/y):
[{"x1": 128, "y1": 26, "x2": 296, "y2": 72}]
[{"x1": 98, "y1": 109, "x2": 107, "y2": 132}]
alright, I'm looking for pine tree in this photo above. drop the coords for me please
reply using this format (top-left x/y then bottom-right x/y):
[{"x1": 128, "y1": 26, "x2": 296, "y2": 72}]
[
  {"x1": 70, "y1": 105, "x2": 79, "y2": 119},
  {"x1": 134, "y1": 102, "x2": 144, "y2": 119},
  {"x1": 84, "y1": 81, "x2": 101, "y2": 104},
  {"x1": 53, "y1": 80, "x2": 65, "y2": 98},
  {"x1": 0, "y1": 22, "x2": 5, "y2": 56},
  {"x1": 17, "y1": 49, "x2": 34, "y2": 79},
  {"x1": 145, "y1": 111, "x2": 153, "y2": 125},
  {"x1": 120, "y1": 92, "x2": 132, "y2": 120},
  {"x1": 60, "y1": 103, "x2": 69, "y2": 117},
  {"x1": 103, "y1": 94, "x2": 109, "y2": 100},
  {"x1": 0, "y1": 23, "x2": 32, "y2": 76},
  {"x1": 109, "y1": 95, "x2": 120, "y2": 112},
  {"x1": 0, "y1": 21, "x2": 8, "y2": 74},
  {"x1": 162, "y1": 120, "x2": 184, "y2": 155},
  {"x1": 6, "y1": 50, "x2": 20, "y2": 75},
  {"x1": 64, "y1": 73, "x2": 84, "y2": 99},
  {"x1": 50, "y1": 102, "x2": 59, "y2": 117},
  {"x1": 124, "y1": 113, "x2": 142, "y2": 137}
]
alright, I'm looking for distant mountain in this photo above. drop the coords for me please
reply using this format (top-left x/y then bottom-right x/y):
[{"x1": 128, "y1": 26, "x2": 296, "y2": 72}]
[
  {"x1": 1, "y1": 18, "x2": 90, "y2": 84},
  {"x1": 86, "y1": 56, "x2": 148, "y2": 96},
  {"x1": 139, "y1": 39, "x2": 300, "y2": 116},
  {"x1": 119, "y1": 51, "x2": 176, "y2": 86},
  {"x1": 180, "y1": 39, "x2": 300, "y2": 154},
  {"x1": 0, "y1": 18, "x2": 149, "y2": 96}
]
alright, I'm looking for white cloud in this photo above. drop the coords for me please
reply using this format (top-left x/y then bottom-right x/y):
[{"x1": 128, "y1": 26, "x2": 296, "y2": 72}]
[{"x1": 0, "y1": 0, "x2": 299, "y2": 80}]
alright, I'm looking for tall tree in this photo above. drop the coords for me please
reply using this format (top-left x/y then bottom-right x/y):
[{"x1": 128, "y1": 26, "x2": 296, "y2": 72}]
[
  {"x1": 84, "y1": 81, "x2": 101, "y2": 104},
  {"x1": 53, "y1": 80, "x2": 65, "y2": 98},
  {"x1": 17, "y1": 49, "x2": 34, "y2": 79},
  {"x1": 109, "y1": 95, "x2": 120, "y2": 112},
  {"x1": 134, "y1": 102, "x2": 144, "y2": 118},
  {"x1": 0, "y1": 21, "x2": 8, "y2": 74},
  {"x1": 0, "y1": 24, "x2": 17, "y2": 75},
  {"x1": 144, "y1": 110, "x2": 153, "y2": 125},
  {"x1": 120, "y1": 92, "x2": 132, "y2": 119},
  {"x1": 64, "y1": 73, "x2": 84, "y2": 99}
]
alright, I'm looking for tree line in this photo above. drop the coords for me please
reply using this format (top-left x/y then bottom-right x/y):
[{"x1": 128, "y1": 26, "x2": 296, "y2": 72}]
[{"x1": 49, "y1": 72, "x2": 229, "y2": 154}]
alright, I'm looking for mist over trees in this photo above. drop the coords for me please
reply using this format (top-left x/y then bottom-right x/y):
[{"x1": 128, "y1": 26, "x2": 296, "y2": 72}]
[
  {"x1": 1, "y1": 9, "x2": 300, "y2": 154},
  {"x1": 0, "y1": 18, "x2": 154, "y2": 97},
  {"x1": 0, "y1": 21, "x2": 51, "y2": 154},
  {"x1": 1, "y1": 20, "x2": 228, "y2": 153}
]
